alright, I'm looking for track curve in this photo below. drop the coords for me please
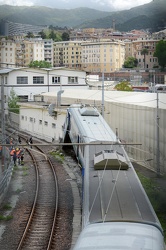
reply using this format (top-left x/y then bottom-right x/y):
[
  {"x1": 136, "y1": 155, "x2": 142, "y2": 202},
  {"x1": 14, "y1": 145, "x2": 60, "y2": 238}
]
[{"x1": 17, "y1": 145, "x2": 58, "y2": 250}]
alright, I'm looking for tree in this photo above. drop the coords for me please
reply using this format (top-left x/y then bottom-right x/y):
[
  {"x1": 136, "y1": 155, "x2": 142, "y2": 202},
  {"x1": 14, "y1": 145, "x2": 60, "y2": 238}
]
[
  {"x1": 114, "y1": 81, "x2": 133, "y2": 91},
  {"x1": 38, "y1": 30, "x2": 47, "y2": 39},
  {"x1": 141, "y1": 48, "x2": 148, "y2": 68},
  {"x1": 62, "y1": 32, "x2": 70, "y2": 41},
  {"x1": 49, "y1": 30, "x2": 57, "y2": 41},
  {"x1": 123, "y1": 57, "x2": 138, "y2": 68},
  {"x1": 154, "y1": 40, "x2": 166, "y2": 70},
  {"x1": 26, "y1": 32, "x2": 34, "y2": 38},
  {"x1": 29, "y1": 60, "x2": 52, "y2": 68},
  {"x1": 8, "y1": 88, "x2": 20, "y2": 114}
]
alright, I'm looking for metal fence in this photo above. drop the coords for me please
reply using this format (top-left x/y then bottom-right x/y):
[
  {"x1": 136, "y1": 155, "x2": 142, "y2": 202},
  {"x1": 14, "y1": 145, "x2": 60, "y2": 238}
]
[{"x1": 0, "y1": 162, "x2": 13, "y2": 204}]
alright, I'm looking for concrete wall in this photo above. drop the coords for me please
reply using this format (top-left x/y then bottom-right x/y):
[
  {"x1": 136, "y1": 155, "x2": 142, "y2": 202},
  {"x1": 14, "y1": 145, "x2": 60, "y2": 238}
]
[
  {"x1": 9, "y1": 89, "x2": 166, "y2": 175},
  {"x1": 19, "y1": 103, "x2": 66, "y2": 142},
  {"x1": 8, "y1": 112, "x2": 19, "y2": 129},
  {"x1": 105, "y1": 102, "x2": 166, "y2": 174}
]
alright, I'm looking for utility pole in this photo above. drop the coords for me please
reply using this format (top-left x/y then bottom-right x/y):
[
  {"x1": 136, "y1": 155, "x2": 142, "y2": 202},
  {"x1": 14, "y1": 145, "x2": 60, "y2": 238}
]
[
  {"x1": 1, "y1": 74, "x2": 6, "y2": 174},
  {"x1": 102, "y1": 71, "x2": 104, "y2": 118},
  {"x1": 156, "y1": 91, "x2": 160, "y2": 176},
  {"x1": 47, "y1": 70, "x2": 49, "y2": 92}
]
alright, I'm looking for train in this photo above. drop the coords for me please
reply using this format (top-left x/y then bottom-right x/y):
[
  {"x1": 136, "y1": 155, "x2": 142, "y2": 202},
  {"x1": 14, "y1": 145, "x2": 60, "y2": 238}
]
[{"x1": 63, "y1": 104, "x2": 165, "y2": 250}]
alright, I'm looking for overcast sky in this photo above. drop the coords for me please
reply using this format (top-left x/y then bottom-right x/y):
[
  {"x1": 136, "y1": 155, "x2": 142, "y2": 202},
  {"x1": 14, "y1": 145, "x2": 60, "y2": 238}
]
[{"x1": 0, "y1": 0, "x2": 152, "y2": 11}]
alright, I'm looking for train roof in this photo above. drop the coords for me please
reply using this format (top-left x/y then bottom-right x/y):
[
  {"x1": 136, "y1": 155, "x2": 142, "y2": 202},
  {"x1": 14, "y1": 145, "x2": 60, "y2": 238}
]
[{"x1": 68, "y1": 104, "x2": 117, "y2": 143}]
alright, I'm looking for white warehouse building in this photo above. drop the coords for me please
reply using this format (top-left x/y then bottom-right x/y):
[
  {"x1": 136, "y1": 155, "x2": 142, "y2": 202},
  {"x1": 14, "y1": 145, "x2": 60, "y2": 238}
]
[
  {"x1": 0, "y1": 67, "x2": 87, "y2": 102},
  {"x1": 19, "y1": 89, "x2": 166, "y2": 175}
]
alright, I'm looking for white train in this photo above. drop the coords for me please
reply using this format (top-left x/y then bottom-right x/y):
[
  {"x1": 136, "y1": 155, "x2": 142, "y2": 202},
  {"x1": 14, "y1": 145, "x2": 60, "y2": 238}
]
[{"x1": 63, "y1": 104, "x2": 164, "y2": 250}]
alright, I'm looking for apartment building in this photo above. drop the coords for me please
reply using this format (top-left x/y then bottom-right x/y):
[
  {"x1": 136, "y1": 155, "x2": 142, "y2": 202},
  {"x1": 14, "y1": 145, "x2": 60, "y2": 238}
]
[
  {"x1": 44, "y1": 39, "x2": 53, "y2": 65},
  {"x1": 124, "y1": 40, "x2": 134, "y2": 59},
  {"x1": 0, "y1": 34, "x2": 162, "y2": 72},
  {"x1": 0, "y1": 20, "x2": 45, "y2": 36},
  {"x1": 15, "y1": 39, "x2": 45, "y2": 67},
  {"x1": 132, "y1": 38, "x2": 159, "y2": 69},
  {"x1": 53, "y1": 41, "x2": 82, "y2": 70},
  {"x1": 0, "y1": 38, "x2": 16, "y2": 68},
  {"x1": 81, "y1": 39, "x2": 125, "y2": 73},
  {"x1": 0, "y1": 38, "x2": 50, "y2": 67}
]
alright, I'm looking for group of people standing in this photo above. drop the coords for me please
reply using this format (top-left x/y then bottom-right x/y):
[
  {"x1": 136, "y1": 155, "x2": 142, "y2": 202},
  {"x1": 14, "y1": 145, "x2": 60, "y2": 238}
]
[
  {"x1": 9, "y1": 135, "x2": 33, "y2": 166},
  {"x1": 10, "y1": 147, "x2": 24, "y2": 166}
]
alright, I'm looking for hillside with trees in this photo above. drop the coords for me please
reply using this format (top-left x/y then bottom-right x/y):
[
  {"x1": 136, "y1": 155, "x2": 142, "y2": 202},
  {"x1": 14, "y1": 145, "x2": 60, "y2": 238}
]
[{"x1": 0, "y1": 0, "x2": 165, "y2": 32}]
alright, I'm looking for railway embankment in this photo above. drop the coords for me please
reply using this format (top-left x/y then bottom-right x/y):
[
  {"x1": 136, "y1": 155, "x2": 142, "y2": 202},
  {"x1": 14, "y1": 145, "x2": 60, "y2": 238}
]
[{"x1": 134, "y1": 163, "x2": 166, "y2": 242}]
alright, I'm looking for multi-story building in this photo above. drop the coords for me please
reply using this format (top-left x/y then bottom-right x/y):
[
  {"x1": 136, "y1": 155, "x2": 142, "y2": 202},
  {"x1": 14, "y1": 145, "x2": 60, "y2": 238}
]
[
  {"x1": 0, "y1": 33, "x2": 162, "y2": 73},
  {"x1": 15, "y1": 39, "x2": 45, "y2": 66},
  {"x1": 53, "y1": 41, "x2": 82, "y2": 70},
  {"x1": 43, "y1": 39, "x2": 54, "y2": 66},
  {"x1": 123, "y1": 40, "x2": 134, "y2": 60},
  {"x1": 0, "y1": 20, "x2": 46, "y2": 36},
  {"x1": 0, "y1": 38, "x2": 16, "y2": 68},
  {"x1": 0, "y1": 38, "x2": 45, "y2": 67},
  {"x1": 132, "y1": 38, "x2": 159, "y2": 69},
  {"x1": 81, "y1": 39, "x2": 125, "y2": 73}
]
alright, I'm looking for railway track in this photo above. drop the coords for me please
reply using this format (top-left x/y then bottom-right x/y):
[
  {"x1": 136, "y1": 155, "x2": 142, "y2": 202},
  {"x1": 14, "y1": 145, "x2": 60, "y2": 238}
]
[
  {"x1": 16, "y1": 144, "x2": 58, "y2": 250},
  {"x1": 1, "y1": 130, "x2": 80, "y2": 249}
]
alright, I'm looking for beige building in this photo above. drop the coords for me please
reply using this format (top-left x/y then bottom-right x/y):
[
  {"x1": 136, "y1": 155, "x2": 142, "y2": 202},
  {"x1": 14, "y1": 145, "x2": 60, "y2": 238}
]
[
  {"x1": 124, "y1": 40, "x2": 134, "y2": 59},
  {"x1": 81, "y1": 39, "x2": 125, "y2": 73},
  {"x1": 16, "y1": 39, "x2": 44, "y2": 66},
  {"x1": 53, "y1": 41, "x2": 82, "y2": 70},
  {"x1": 132, "y1": 38, "x2": 159, "y2": 69},
  {"x1": 0, "y1": 38, "x2": 45, "y2": 67},
  {"x1": 0, "y1": 38, "x2": 16, "y2": 67}
]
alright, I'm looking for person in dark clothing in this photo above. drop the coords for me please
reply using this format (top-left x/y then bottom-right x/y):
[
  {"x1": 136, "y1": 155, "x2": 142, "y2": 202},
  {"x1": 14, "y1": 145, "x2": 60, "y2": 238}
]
[
  {"x1": 29, "y1": 137, "x2": 33, "y2": 144},
  {"x1": 18, "y1": 136, "x2": 21, "y2": 144},
  {"x1": 29, "y1": 137, "x2": 33, "y2": 148},
  {"x1": 13, "y1": 151, "x2": 17, "y2": 166},
  {"x1": 21, "y1": 152, "x2": 24, "y2": 165}
]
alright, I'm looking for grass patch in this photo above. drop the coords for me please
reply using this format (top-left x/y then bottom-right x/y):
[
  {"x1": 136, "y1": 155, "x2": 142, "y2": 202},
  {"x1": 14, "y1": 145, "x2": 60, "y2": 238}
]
[
  {"x1": 22, "y1": 166, "x2": 28, "y2": 171},
  {"x1": 3, "y1": 204, "x2": 12, "y2": 210},
  {"x1": 49, "y1": 150, "x2": 64, "y2": 163},
  {"x1": 23, "y1": 171, "x2": 28, "y2": 176},
  {"x1": 14, "y1": 165, "x2": 19, "y2": 170},
  {"x1": 0, "y1": 215, "x2": 13, "y2": 221},
  {"x1": 16, "y1": 188, "x2": 21, "y2": 193}
]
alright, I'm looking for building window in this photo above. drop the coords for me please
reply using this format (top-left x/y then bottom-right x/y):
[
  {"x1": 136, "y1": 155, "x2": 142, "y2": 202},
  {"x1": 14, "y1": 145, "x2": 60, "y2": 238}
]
[
  {"x1": 44, "y1": 121, "x2": 48, "y2": 126},
  {"x1": 30, "y1": 117, "x2": 33, "y2": 122},
  {"x1": 68, "y1": 76, "x2": 78, "y2": 84},
  {"x1": 17, "y1": 76, "x2": 28, "y2": 84},
  {"x1": 21, "y1": 115, "x2": 24, "y2": 120},
  {"x1": 52, "y1": 76, "x2": 60, "y2": 84},
  {"x1": 52, "y1": 123, "x2": 56, "y2": 128},
  {"x1": 39, "y1": 120, "x2": 42, "y2": 124},
  {"x1": 33, "y1": 76, "x2": 44, "y2": 84}
]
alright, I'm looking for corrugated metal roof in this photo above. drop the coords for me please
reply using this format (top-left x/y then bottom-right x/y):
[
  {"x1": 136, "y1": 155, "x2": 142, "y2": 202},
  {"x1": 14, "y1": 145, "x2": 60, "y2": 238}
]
[{"x1": 0, "y1": 68, "x2": 14, "y2": 74}]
